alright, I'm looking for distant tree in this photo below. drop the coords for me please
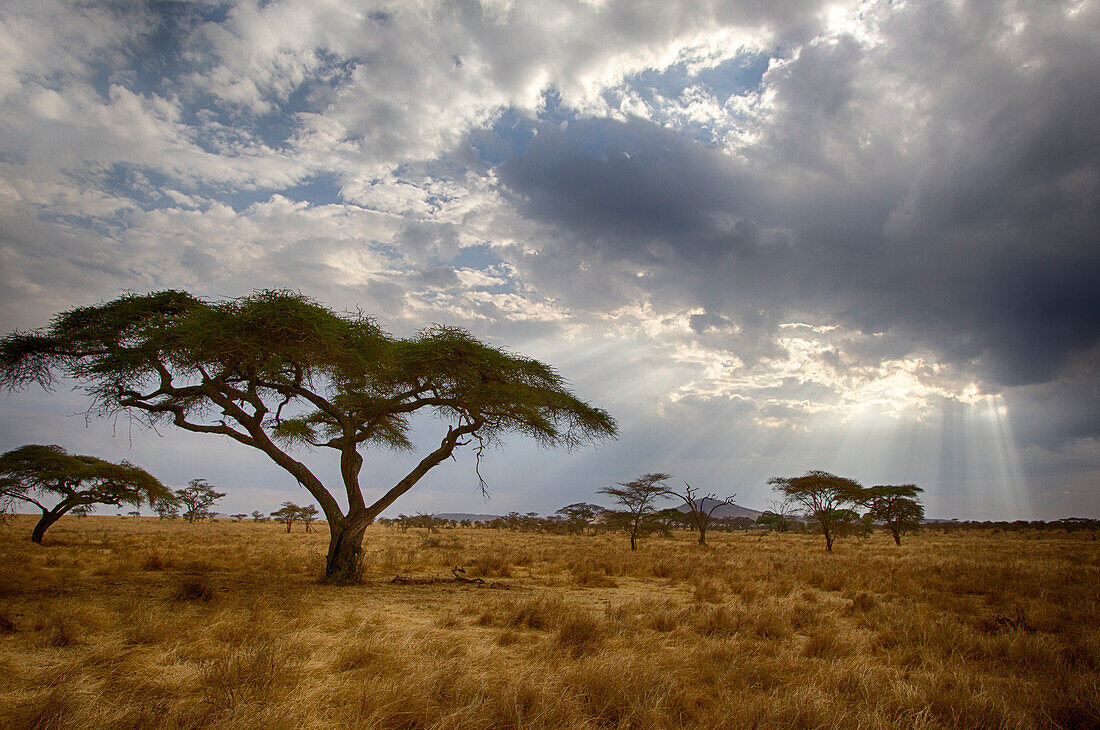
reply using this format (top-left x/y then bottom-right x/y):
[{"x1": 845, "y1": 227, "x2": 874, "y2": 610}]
[
  {"x1": 251, "y1": 510, "x2": 268, "y2": 523},
  {"x1": 70, "y1": 504, "x2": 93, "y2": 518},
  {"x1": 271, "y1": 502, "x2": 301, "y2": 533},
  {"x1": 662, "y1": 481, "x2": 734, "y2": 546},
  {"x1": 299, "y1": 504, "x2": 319, "y2": 532},
  {"x1": 768, "y1": 470, "x2": 865, "y2": 552},
  {"x1": 154, "y1": 498, "x2": 180, "y2": 520},
  {"x1": 175, "y1": 479, "x2": 225, "y2": 523},
  {"x1": 598, "y1": 472, "x2": 672, "y2": 550},
  {"x1": 865, "y1": 484, "x2": 924, "y2": 545},
  {"x1": 127, "y1": 510, "x2": 141, "y2": 519},
  {"x1": 0, "y1": 290, "x2": 617, "y2": 583},
  {"x1": 650, "y1": 507, "x2": 686, "y2": 537},
  {"x1": 555, "y1": 502, "x2": 605, "y2": 535},
  {"x1": 856, "y1": 512, "x2": 876, "y2": 539},
  {"x1": 757, "y1": 496, "x2": 796, "y2": 533},
  {"x1": 232, "y1": 513, "x2": 247, "y2": 522},
  {"x1": 413, "y1": 512, "x2": 441, "y2": 535},
  {"x1": 715, "y1": 515, "x2": 757, "y2": 531},
  {"x1": 0, "y1": 444, "x2": 171, "y2": 543}
]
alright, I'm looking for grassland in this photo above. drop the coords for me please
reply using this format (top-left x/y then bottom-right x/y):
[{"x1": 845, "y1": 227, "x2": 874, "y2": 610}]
[{"x1": 1, "y1": 516, "x2": 1097, "y2": 729}]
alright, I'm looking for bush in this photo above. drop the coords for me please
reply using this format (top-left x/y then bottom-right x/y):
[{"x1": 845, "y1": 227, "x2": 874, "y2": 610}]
[{"x1": 174, "y1": 573, "x2": 214, "y2": 602}]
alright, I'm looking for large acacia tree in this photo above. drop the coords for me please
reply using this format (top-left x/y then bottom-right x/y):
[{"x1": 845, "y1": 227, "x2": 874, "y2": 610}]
[
  {"x1": 0, "y1": 444, "x2": 171, "y2": 543},
  {"x1": 768, "y1": 470, "x2": 865, "y2": 552},
  {"x1": 0, "y1": 290, "x2": 618, "y2": 582}
]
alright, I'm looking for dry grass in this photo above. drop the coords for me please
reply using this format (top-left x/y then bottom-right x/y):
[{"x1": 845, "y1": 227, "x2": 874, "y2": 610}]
[{"x1": 0, "y1": 515, "x2": 1098, "y2": 729}]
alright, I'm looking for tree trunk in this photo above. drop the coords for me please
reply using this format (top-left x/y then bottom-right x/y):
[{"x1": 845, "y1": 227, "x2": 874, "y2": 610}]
[
  {"x1": 824, "y1": 527, "x2": 834, "y2": 552},
  {"x1": 698, "y1": 524, "x2": 707, "y2": 545},
  {"x1": 285, "y1": 521, "x2": 291, "y2": 534},
  {"x1": 891, "y1": 528, "x2": 902, "y2": 546},
  {"x1": 326, "y1": 518, "x2": 369, "y2": 584},
  {"x1": 629, "y1": 531, "x2": 637, "y2": 551},
  {"x1": 31, "y1": 510, "x2": 64, "y2": 544}
]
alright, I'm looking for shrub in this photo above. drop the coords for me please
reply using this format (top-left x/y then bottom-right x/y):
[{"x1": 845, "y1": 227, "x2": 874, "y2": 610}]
[{"x1": 174, "y1": 573, "x2": 214, "y2": 602}]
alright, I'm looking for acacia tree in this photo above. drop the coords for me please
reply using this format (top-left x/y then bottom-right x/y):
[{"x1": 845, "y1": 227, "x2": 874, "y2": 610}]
[
  {"x1": 598, "y1": 472, "x2": 671, "y2": 550},
  {"x1": 0, "y1": 444, "x2": 172, "y2": 543},
  {"x1": 175, "y1": 478, "x2": 226, "y2": 523},
  {"x1": 0, "y1": 290, "x2": 617, "y2": 583},
  {"x1": 299, "y1": 504, "x2": 319, "y2": 532},
  {"x1": 757, "y1": 496, "x2": 797, "y2": 533},
  {"x1": 865, "y1": 484, "x2": 924, "y2": 545},
  {"x1": 271, "y1": 501, "x2": 301, "y2": 533},
  {"x1": 768, "y1": 470, "x2": 865, "y2": 552},
  {"x1": 554, "y1": 502, "x2": 604, "y2": 535},
  {"x1": 662, "y1": 481, "x2": 734, "y2": 546}
]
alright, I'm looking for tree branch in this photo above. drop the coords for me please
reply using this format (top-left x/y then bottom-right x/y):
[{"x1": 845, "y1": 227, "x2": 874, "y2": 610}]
[{"x1": 364, "y1": 420, "x2": 482, "y2": 521}]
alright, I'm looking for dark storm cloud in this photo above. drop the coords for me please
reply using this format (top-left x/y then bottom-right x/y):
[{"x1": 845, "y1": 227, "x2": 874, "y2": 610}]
[
  {"x1": 497, "y1": 116, "x2": 743, "y2": 245},
  {"x1": 491, "y1": 1, "x2": 1100, "y2": 446}
]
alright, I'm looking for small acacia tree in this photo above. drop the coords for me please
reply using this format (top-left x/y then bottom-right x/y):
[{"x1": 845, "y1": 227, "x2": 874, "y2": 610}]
[
  {"x1": 0, "y1": 290, "x2": 617, "y2": 583},
  {"x1": 175, "y1": 479, "x2": 226, "y2": 523},
  {"x1": 662, "y1": 481, "x2": 734, "y2": 546},
  {"x1": 599, "y1": 472, "x2": 671, "y2": 550},
  {"x1": 865, "y1": 484, "x2": 924, "y2": 545},
  {"x1": 554, "y1": 502, "x2": 604, "y2": 535},
  {"x1": 0, "y1": 444, "x2": 172, "y2": 543},
  {"x1": 271, "y1": 502, "x2": 301, "y2": 533},
  {"x1": 768, "y1": 470, "x2": 864, "y2": 552},
  {"x1": 299, "y1": 504, "x2": 319, "y2": 532}
]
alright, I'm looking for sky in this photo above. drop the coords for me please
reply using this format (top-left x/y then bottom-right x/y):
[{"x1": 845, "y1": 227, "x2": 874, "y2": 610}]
[{"x1": 1, "y1": 0, "x2": 1098, "y2": 521}]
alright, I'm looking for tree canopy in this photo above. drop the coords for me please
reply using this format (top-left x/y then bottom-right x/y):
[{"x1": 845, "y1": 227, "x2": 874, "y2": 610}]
[
  {"x1": 1, "y1": 290, "x2": 617, "y2": 581},
  {"x1": 0, "y1": 444, "x2": 171, "y2": 543},
  {"x1": 768, "y1": 470, "x2": 864, "y2": 552},
  {"x1": 175, "y1": 478, "x2": 225, "y2": 523},
  {"x1": 865, "y1": 484, "x2": 925, "y2": 545}
]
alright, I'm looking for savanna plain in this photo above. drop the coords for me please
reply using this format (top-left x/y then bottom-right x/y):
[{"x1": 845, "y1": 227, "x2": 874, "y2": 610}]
[{"x1": 1, "y1": 517, "x2": 1098, "y2": 729}]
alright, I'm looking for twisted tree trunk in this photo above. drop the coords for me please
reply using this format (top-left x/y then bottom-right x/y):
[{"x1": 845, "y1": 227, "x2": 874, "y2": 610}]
[
  {"x1": 326, "y1": 517, "x2": 370, "y2": 584},
  {"x1": 31, "y1": 508, "x2": 66, "y2": 544}
]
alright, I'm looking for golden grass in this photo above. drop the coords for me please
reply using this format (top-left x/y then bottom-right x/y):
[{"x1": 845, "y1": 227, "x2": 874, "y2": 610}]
[{"x1": 0, "y1": 515, "x2": 1098, "y2": 729}]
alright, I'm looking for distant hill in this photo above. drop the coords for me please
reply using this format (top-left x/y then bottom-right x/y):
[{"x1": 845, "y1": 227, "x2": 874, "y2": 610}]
[{"x1": 675, "y1": 498, "x2": 762, "y2": 520}]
